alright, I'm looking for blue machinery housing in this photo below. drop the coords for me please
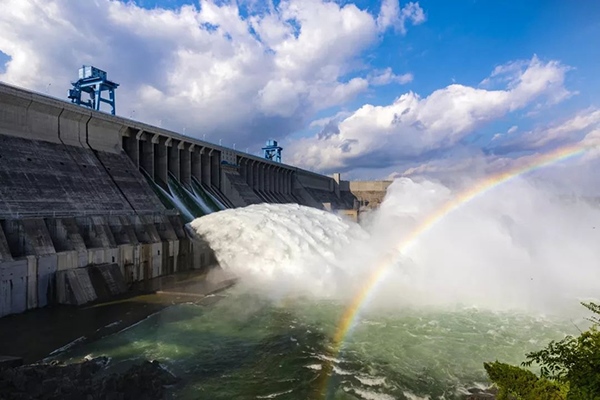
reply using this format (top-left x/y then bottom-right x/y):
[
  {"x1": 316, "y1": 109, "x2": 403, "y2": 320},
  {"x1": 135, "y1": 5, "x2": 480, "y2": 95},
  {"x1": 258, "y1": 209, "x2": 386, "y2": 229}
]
[
  {"x1": 262, "y1": 140, "x2": 283, "y2": 163},
  {"x1": 68, "y1": 66, "x2": 119, "y2": 115}
]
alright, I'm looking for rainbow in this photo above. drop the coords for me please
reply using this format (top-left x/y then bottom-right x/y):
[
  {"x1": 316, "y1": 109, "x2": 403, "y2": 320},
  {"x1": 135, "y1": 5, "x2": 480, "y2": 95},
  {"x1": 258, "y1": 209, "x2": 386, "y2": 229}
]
[{"x1": 319, "y1": 142, "x2": 595, "y2": 398}]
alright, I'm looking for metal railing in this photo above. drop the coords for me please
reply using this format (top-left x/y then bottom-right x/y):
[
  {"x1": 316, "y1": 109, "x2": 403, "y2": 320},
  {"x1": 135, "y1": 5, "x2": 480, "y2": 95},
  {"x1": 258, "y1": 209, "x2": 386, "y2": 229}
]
[{"x1": 0, "y1": 209, "x2": 180, "y2": 220}]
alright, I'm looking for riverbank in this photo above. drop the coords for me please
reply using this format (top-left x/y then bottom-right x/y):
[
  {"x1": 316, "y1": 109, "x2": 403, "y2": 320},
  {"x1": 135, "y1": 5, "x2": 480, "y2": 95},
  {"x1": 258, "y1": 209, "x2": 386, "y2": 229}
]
[
  {"x1": 0, "y1": 356, "x2": 178, "y2": 400},
  {"x1": 0, "y1": 268, "x2": 236, "y2": 364}
]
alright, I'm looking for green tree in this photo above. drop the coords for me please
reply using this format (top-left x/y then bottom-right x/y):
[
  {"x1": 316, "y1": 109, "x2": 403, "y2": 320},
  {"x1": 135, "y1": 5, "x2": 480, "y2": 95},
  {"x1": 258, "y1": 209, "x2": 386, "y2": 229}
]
[{"x1": 485, "y1": 302, "x2": 600, "y2": 400}]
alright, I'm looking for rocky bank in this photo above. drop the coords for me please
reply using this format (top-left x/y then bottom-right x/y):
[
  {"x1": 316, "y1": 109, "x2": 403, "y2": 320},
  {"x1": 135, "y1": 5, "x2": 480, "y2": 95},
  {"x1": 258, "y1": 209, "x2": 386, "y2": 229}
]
[{"x1": 0, "y1": 357, "x2": 178, "y2": 400}]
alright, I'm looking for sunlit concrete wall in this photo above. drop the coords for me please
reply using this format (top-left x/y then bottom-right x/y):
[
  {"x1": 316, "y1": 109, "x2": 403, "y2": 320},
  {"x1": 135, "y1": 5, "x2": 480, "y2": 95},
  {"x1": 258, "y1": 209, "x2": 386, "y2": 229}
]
[
  {"x1": 0, "y1": 214, "x2": 215, "y2": 317},
  {"x1": 0, "y1": 81, "x2": 362, "y2": 318}
]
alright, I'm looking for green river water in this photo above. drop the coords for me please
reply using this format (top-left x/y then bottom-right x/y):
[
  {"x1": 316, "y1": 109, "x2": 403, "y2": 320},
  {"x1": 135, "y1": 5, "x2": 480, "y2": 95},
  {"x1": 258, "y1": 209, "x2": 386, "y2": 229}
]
[{"x1": 53, "y1": 285, "x2": 578, "y2": 400}]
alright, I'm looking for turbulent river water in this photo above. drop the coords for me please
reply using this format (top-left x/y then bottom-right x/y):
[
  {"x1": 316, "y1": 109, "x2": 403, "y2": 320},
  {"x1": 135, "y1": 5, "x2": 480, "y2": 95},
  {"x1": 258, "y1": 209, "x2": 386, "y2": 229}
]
[{"x1": 55, "y1": 177, "x2": 600, "y2": 399}]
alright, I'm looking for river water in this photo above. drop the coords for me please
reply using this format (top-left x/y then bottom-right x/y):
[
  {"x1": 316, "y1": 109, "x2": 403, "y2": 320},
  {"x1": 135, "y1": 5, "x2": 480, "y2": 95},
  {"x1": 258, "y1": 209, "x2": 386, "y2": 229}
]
[
  {"x1": 54, "y1": 178, "x2": 600, "y2": 399},
  {"x1": 54, "y1": 286, "x2": 577, "y2": 399}
]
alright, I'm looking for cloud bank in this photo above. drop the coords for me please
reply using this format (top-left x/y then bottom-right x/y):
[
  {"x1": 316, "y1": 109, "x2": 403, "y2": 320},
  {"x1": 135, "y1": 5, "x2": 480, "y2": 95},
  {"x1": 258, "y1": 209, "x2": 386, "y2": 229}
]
[
  {"x1": 288, "y1": 55, "x2": 578, "y2": 173},
  {"x1": 0, "y1": 0, "x2": 420, "y2": 148},
  {"x1": 0, "y1": 0, "x2": 596, "y2": 182}
]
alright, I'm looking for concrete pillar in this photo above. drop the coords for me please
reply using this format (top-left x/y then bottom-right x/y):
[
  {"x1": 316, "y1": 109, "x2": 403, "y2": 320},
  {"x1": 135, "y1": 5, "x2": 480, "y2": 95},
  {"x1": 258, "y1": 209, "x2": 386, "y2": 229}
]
[
  {"x1": 239, "y1": 158, "x2": 247, "y2": 182},
  {"x1": 179, "y1": 141, "x2": 191, "y2": 187},
  {"x1": 268, "y1": 165, "x2": 275, "y2": 193},
  {"x1": 332, "y1": 172, "x2": 341, "y2": 198},
  {"x1": 1, "y1": 219, "x2": 56, "y2": 257},
  {"x1": 278, "y1": 168, "x2": 284, "y2": 194},
  {"x1": 153, "y1": 134, "x2": 168, "y2": 184},
  {"x1": 167, "y1": 215, "x2": 186, "y2": 239},
  {"x1": 0, "y1": 259, "x2": 28, "y2": 317},
  {"x1": 248, "y1": 161, "x2": 254, "y2": 189},
  {"x1": 122, "y1": 129, "x2": 140, "y2": 168},
  {"x1": 132, "y1": 215, "x2": 162, "y2": 244},
  {"x1": 2, "y1": 220, "x2": 26, "y2": 258},
  {"x1": 202, "y1": 149, "x2": 212, "y2": 186},
  {"x1": 139, "y1": 132, "x2": 154, "y2": 177},
  {"x1": 247, "y1": 160, "x2": 254, "y2": 188},
  {"x1": 276, "y1": 168, "x2": 282, "y2": 197},
  {"x1": 277, "y1": 168, "x2": 286, "y2": 193},
  {"x1": 153, "y1": 215, "x2": 178, "y2": 242},
  {"x1": 190, "y1": 144, "x2": 202, "y2": 185},
  {"x1": 0, "y1": 223, "x2": 13, "y2": 262},
  {"x1": 265, "y1": 165, "x2": 270, "y2": 193},
  {"x1": 287, "y1": 170, "x2": 294, "y2": 194},
  {"x1": 283, "y1": 170, "x2": 289, "y2": 194},
  {"x1": 210, "y1": 150, "x2": 220, "y2": 189},
  {"x1": 167, "y1": 138, "x2": 179, "y2": 181},
  {"x1": 253, "y1": 162, "x2": 259, "y2": 190},
  {"x1": 76, "y1": 216, "x2": 117, "y2": 249},
  {"x1": 107, "y1": 216, "x2": 140, "y2": 246},
  {"x1": 45, "y1": 218, "x2": 87, "y2": 252},
  {"x1": 281, "y1": 170, "x2": 287, "y2": 194},
  {"x1": 22, "y1": 219, "x2": 56, "y2": 256},
  {"x1": 258, "y1": 164, "x2": 265, "y2": 191}
]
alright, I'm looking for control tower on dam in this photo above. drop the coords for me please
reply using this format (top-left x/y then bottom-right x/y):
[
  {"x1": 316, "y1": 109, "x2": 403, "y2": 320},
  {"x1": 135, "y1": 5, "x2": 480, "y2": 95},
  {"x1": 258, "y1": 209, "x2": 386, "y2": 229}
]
[{"x1": 0, "y1": 81, "x2": 390, "y2": 318}]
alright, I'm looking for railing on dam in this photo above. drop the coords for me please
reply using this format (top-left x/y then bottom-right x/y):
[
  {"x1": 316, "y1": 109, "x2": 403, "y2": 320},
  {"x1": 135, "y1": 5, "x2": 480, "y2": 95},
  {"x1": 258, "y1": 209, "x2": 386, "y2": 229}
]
[{"x1": 0, "y1": 209, "x2": 180, "y2": 220}]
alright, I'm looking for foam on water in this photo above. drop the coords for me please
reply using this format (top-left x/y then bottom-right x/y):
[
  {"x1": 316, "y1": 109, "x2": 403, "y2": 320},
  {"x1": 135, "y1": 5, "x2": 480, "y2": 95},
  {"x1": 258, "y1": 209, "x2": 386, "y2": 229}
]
[
  {"x1": 351, "y1": 387, "x2": 396, "y2": 400},
  {"x1": 188, "y1": 177, "x2": 600, "y2": 315},
  {"x1": 189, "y1": 203, "x2": 369, "y2": 298}
]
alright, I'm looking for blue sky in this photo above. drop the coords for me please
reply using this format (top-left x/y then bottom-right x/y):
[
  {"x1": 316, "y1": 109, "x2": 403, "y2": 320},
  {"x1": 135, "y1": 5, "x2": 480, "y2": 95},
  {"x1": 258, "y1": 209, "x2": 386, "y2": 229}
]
[
  {"x1": 307, "y1": 0, "x2": 600, "y2": 132},
  {"x1": 0, "y1": 0, "x2": 599, "y2": 181}
]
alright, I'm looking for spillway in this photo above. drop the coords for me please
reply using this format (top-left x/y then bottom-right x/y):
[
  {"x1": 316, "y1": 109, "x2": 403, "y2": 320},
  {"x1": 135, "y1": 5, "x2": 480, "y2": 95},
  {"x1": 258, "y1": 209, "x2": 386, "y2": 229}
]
[
  {"x1": 0, "y1": 81, "x2": 389, "y2": 318},
  {"x1": 50, "y1": 181, "x2": 600, "y2": 398}
]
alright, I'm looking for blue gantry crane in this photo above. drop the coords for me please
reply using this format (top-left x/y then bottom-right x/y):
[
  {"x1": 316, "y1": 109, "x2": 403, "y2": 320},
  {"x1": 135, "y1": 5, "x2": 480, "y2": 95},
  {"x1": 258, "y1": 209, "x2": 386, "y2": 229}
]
[
  {"x1": 68, "y1": 66, "x2": 119, "y2": 115},
  {"x1": 262, "y1": 140, "x2": 283, "y2": 163}
]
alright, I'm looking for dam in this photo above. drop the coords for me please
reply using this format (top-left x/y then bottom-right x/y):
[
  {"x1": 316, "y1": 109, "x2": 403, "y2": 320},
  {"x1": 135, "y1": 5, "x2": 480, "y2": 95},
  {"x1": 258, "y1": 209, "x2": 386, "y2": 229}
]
[
  {"x1": 0, "y1": 80, "x2": 594, "y2": 400},
  {"x1": 0, "y1": 81, "x2": 389, "y2": 318}
]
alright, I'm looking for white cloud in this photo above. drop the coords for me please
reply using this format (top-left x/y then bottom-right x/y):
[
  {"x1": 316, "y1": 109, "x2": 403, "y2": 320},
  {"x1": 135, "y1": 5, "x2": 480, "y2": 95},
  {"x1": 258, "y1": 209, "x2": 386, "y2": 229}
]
[
  {"x1": 379, "y1": 109, "x2": 600, "y2": 195},
  {"x1": 0, "y1": 0, "x2": 422, "y2": 147},
  {"x1": 287, "y1": 55, "x2": 575, "y2": 172},
  {"x1": 481, "y1": 55, "x2": 574, "y2": 105},
  {"x1": 369, "y1": 68, "x2": 413, "y2": 86},
  {"x1": 309, "y1": 111, "x2": 353, "y2": 129},
  {"x1": 377, "y1": 0, "x2": 426, "y2": 34},
  {"x1": 490, "y1": 108, "x2": 600, "y2": 153}
]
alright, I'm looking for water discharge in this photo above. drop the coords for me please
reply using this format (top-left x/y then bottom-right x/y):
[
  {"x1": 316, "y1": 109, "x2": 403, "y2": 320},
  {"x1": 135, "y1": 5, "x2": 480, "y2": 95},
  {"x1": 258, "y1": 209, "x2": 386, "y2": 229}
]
[
  {"x1": 56, "y1": 176, "x2": 600, "y2": 399},
  {"x1": 189, "y1": 176, "x2": 600, "y2": 315}
]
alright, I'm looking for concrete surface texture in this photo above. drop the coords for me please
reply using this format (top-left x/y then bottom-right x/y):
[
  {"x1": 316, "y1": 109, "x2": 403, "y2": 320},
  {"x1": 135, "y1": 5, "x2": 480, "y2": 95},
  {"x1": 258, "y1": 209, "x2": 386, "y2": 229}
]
[
  {"x1": 0, "y1": 81, "x2": 346, "y2": 211},
  {"x1": 0, "y1": 81, "x2": 390, "y2": 319},
  {"x1": 0, "y1": 135, "x2": 163, "y2": 217},
  {"x1": 0, "y1": 213, "x2": 215, "y2": 317},
  {"x1": 342, "y1": 180, "x2": 392, "y2": 209}
]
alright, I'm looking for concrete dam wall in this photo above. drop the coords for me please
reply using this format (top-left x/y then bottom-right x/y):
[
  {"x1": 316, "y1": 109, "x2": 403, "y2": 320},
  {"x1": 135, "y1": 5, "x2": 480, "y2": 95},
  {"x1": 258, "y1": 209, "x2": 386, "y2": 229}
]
[{"x1": 0, "y1": 82, "x2": 355, "y2": 318}]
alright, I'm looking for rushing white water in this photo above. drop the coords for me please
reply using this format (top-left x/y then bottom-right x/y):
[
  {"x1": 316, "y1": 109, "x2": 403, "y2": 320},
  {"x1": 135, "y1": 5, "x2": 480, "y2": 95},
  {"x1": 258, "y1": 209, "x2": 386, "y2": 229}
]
[
  {"x1": 188, "y1": 176, "x2": 600, "y2": 315},
  {"x1": 189, "y1": 203, "x2": 369, "y2": 297},
  {"x1": 185, "y1": 186, "x2": 214, "y2": 215},
  {"x1": 158, "y1": 183, "x2": 195, "y2": 221}
]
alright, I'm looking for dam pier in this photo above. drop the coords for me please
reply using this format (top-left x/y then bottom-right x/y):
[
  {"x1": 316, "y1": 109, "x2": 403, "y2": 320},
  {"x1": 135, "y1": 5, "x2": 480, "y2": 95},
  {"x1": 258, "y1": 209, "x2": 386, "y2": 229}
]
[{"x1": 0, "y1": 82, "x2": 390, "y2": 319}]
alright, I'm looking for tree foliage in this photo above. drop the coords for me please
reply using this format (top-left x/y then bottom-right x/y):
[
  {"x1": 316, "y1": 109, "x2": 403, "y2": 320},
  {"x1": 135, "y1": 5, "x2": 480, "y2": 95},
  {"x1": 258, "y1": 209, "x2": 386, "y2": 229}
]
[
  {"x1": 484, "y1": 361, "x2": 566, "y2": 400},
  {"x1": 485, "y1": 302, "x2": 600, "y2": 400}
]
